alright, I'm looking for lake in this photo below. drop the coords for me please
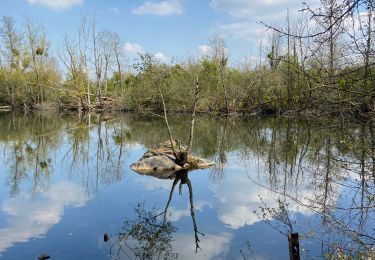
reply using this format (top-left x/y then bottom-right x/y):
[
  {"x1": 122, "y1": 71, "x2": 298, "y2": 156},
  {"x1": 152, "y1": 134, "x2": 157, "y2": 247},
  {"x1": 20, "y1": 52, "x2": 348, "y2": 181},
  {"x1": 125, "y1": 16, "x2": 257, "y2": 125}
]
[{"x1": 0, "y1": 112, "x2": 373, "y2": 259}]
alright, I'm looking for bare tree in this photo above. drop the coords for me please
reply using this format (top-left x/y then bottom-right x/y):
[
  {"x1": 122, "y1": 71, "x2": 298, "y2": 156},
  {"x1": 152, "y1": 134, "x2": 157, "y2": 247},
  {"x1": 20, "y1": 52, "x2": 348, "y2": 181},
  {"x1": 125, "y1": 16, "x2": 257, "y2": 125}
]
[
  {"x1": 92, "y1": 18, "x2": 102, "y2": 103},
  {"x1": 0, "y1": 16, "x2": 22, "y2": 69},
  {"x1": 287, "y1": 9, "x2": 292, "y2": 106},
  {"x1": 266, "y1": 30, "x2": 283, "y2": 70},
  {"x1": 24, "y1": 16, "x2": 48, "y2": 103},
  {"x1": 295, "y1": 12, "x2": 313, "y2": 100},
  {"x1": 58, "y1": 36, "x2": 87, "y2": 108},
  {"x1": 98, "y1": 29, "x2": 114, "y2": 97},
  {"x1": 112, "y1": 32, "x2": 124, "y2": 91},
  {"x1": 0, "y1": 16, "x2": 22, "y2": 106},
  {"x1": 346, "y1": 0, "x2": 375, "y2": 109},
  {"x1": 186, "y1": 75, "x2": 200, "y2": 154},
  {"x1": 78, "y1": 15, "x2": 91, "y2": 109},
  {"x1": 209, "y1": 35, "x2": 229, "y2": 113}
]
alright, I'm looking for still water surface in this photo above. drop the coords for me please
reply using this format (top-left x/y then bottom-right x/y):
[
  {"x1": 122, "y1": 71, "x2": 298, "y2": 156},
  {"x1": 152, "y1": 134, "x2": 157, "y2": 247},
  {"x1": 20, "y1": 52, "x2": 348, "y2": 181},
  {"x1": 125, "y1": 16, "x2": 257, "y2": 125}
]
[{"x1": 0, "y1": 112, "x2": 373, "y2": 259}]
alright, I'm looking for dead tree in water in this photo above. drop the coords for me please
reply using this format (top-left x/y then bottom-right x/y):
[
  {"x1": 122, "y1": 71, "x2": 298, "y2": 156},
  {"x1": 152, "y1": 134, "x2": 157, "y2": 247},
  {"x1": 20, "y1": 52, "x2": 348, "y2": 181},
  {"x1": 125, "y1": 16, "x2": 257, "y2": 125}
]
[
  {"x1": 157, "y1": 74, "x2": 200, "y2": 165},
  {"x1": 155, "y1": 80, "x2": 180, "y2": 161},
  {"x1": 135, "y1": 51, "x2": 201, "y2": 165},
  {"x1": 187, "y1": 75, "x2": 200, "y2": 154}
]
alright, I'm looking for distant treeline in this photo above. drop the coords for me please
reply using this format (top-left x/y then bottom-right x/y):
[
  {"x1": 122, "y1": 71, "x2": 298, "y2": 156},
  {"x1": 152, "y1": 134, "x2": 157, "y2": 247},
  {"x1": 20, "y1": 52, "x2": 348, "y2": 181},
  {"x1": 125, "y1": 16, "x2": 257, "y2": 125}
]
[{"x1": 0, "y1": 0, "x2": 374, "y2": 117}]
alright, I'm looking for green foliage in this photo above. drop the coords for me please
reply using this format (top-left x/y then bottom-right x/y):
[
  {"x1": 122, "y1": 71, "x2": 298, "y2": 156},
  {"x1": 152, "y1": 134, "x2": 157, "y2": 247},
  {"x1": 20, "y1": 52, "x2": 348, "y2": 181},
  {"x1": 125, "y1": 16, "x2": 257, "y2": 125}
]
[
  {"x1": 35, "y1": 47, "x2": 44, "y2": 56},
  {"x1": 0, "y1": 13, "x2": 374, "y2": 115}
]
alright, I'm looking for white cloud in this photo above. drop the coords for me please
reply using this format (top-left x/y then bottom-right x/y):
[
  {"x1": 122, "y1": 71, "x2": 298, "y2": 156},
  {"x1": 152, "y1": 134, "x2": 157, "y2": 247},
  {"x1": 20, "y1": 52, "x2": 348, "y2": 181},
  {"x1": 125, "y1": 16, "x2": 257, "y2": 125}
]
[
  {"x1": 124, "y1": 42, "x2": 145, "y2": 54},
  {"x1": 154, "y1": 52, "x2": 167, "y2": 62},
  {"x1": 214, "y1": 22, "x2": 267, "y2": 43},
  {"x1": 209, "y1": 154, "x2": 339, "y2": 229},
  {"x1": 132, "y1": 0, "x2": 184, "y2": 16},
  {"x1": 123, "y1": 43, "x2": 167, "y2": 62},
  {"x1": 27, "y1": 0, "x2": 83, "y2": 10},
  {"x1": 172, "y1": 232, "x2": 232, "y2": 260},
  {"x1": 211, "y1": 172, "x2": 276, "y2": 229},
  {"x1": 208, "y1": 0, "x2": 320, "y2": 56},
  {"x1": 198, "y1": 45, "x2": 212, "y2": 56},
  {"x1": 209, "y1": 0, "x2": 319, "y2": 18},
  {"x1": 167, "y1": 206, "x2": 190, "y2": 221},
  {"x1": 135, "y1": 176, "x2": 173, "y2": 191},
  {"x1": 109, "y1": 7, "x2": 120, "y2": 14},
  {"x1": 0, "y1": 182, "x2": 88, "y2": 253},
  {"x1": 167, "y1": 201, "x2": 211, "y2": 222}
]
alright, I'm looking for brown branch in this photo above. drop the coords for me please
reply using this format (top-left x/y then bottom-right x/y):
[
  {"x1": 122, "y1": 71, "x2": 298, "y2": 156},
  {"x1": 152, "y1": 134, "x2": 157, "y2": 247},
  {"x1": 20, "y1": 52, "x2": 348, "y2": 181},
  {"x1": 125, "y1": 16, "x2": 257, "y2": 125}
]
[
  {"x1": 262, "y1": 0, "x2": 360, "y2": 39},
  {"x1": 187, "y1": 75, "x2": 200, "y2": 154},
  {"x1": 163, "y1": 177, "x2": 179, "y2": 225},
  {"x1": 186, "y1": 178, "x2": 204, "y2": 252},
  {"x1": 156, "y1": 80, "x2": 179, "y2": 160}
]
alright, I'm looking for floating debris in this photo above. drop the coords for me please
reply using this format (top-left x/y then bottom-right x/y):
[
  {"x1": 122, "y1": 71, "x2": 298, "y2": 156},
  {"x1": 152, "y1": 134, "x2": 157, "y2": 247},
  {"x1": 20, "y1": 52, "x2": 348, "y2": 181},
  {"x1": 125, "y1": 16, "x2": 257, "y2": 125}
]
[{"x1": 104, "y1": 233, "x2": 109, "y2": 242}]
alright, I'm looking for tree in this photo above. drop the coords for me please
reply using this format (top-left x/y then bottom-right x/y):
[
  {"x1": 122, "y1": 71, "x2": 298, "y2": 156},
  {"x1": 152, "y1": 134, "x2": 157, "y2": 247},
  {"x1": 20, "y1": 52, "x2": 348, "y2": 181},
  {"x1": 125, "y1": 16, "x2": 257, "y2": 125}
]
[
  {"x1": 112, "y1": 32, "x2": 124, "y2": 92},
  {"x1": 0, "y1": 16, "x2": 22, "y2": 107},
  {"x1": 59, "y1": 36, "x2": 87, "y2": 109},
  {"x1": 208, "y1": 35, "x2": 229, "y2": 113},
  {"x1": 24, "y1": 16, "x2": 49, "y2": 103},
  {"x1": 267, "y1": 30, "x2": 283, "y2": 70},
  {"x1": 98, "y1": 29, "x2": 114, "y2": 97},
  {"x1": 0, "y1": 16, "x2": 22, "y2": 69},
  {"x1": 78, "y1": 15, "x2": 92, "y2": 109},
  {"x1": 92, "y1": 18, "x2": 102, "y2": 103}
]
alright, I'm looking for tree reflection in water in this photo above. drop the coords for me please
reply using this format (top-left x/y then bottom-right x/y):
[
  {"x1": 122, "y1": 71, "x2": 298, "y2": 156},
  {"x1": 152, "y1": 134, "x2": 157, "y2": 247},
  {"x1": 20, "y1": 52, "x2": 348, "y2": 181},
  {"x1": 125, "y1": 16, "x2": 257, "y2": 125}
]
[
  {"x1": 163, "y1": 170, "x2": 204, "y2": 252},
  {"x1": 111, "y1": 169, "x2": 204, "y2": 259},
  {"x1": 110, "y1": 202, "x2": 178, "y2": 260},
  {"x1": 246, "y1": 120, "x2": 375, "y2": 258},
  {"x1": 1, "y1": 113, "x2": 375, "y2": 258}
]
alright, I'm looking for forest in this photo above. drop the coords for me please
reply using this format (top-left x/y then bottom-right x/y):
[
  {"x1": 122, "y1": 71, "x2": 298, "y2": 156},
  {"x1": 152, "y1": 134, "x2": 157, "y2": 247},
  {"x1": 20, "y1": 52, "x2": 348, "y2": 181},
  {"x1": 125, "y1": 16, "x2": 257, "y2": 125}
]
[{"x1": 0, "y1": 0, "x2": 374, "y2": 118}]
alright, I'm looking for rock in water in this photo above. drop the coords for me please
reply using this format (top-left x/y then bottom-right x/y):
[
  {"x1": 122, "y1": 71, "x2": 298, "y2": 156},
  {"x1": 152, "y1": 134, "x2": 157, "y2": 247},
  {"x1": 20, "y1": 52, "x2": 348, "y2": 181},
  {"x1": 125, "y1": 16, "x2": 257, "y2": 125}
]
[
  {"x1": 131, "y1": 154, "x2": 183, "y2": 173},
  {"x1": 130, "y1": 141, "x2": 214, "y2": 177}
]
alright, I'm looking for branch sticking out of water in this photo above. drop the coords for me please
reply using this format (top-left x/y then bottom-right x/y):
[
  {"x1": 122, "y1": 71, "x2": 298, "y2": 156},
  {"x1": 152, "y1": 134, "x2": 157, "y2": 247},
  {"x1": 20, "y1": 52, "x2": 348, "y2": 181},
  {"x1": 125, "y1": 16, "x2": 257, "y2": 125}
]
[{"x1": 187, "y1": 75, "x2": 200, "y2": 154}]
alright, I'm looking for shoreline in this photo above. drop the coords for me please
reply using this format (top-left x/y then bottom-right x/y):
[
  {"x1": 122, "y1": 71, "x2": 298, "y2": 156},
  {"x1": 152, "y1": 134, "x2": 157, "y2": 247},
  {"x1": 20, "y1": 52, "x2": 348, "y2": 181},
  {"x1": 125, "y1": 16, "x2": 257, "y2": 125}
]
[{"x1": 1, "y1": 102, "x2": 374, "y2": 123}]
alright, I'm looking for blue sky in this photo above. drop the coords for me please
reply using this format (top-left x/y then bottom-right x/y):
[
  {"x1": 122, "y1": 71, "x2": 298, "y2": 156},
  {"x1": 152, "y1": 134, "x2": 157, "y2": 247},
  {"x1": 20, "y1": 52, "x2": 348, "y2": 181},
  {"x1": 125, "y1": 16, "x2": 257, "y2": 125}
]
[{"x1": 0, "y1": 0, "x2": 319, "y2": 64}]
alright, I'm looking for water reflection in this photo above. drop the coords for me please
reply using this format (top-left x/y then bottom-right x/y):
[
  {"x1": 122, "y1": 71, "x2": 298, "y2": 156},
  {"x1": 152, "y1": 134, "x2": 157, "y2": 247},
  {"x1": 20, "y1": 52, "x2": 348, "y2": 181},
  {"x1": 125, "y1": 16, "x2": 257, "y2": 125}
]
[
  {"x1": 163, "y1": 170, "x2": 204, "y2": 252},
  {"x1": 0, "y1": 112, "x2": 374, "y2": 258},
  {"x1": 110, "y1": 202, "x2": 178, "y2": 260},
  {"x1": 239, "y1": 119, "x2": 375, "y2": 257},
  {"x1": 111, "y1": 169, "x2": 204, "y2": 259},
  {"x1": 0, "y1": 181, "x2": 88, "y2": 253}
]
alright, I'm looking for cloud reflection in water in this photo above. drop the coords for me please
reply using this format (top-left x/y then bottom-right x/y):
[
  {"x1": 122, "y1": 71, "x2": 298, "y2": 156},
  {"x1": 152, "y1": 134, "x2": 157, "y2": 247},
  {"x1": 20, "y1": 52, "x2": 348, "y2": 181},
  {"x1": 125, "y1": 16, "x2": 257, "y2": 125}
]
[{"x1": 0, "y1": 181, "x2": 88, "y2": 253}]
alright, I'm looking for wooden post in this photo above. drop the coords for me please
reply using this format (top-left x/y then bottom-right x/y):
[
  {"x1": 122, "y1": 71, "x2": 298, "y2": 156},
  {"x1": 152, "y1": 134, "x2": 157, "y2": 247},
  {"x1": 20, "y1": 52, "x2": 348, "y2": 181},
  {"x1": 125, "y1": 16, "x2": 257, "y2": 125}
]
[{"x1": 288, "y1": 233, "x2": 300, "y2": 260}]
